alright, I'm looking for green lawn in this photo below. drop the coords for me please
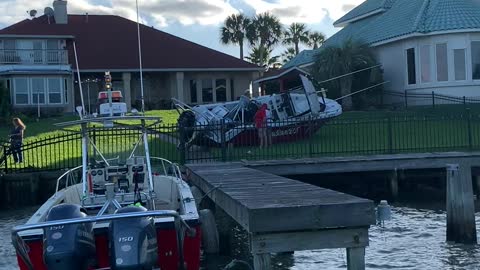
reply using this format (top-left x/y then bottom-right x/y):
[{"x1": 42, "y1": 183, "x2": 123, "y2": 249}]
[
  {"x1": 3, "y1": 105, "x2": 480, "y2": 171},
  {"x1": 0, "y1": 110, "x2": 181, "y2": 171}
]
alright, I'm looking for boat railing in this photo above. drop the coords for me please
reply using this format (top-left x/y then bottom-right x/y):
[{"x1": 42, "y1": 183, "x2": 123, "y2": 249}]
[
  {"x1": 12, "y1": 210, "x2": 195, "y2": 270},
  {"x1": 151, "y1": 157, "x2": 182, "y2": 180},
  {"x1": 55, "y1": 165, "x2": 83, "y2": 194}
]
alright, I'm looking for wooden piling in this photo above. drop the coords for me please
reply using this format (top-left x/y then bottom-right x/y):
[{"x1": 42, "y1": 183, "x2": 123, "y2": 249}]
[
  {"x1": 389, "y1": 169, "x2": 399, "y2": 201},
  {"x1": 347, "y1": 247, "x2": 365, "y2": 270},
  {"x1": 446, "y1": 164, "x2": 477, "y2": 244},
  {"x1": 253, "y1": 253, "x2": 271, "y2": 270}
]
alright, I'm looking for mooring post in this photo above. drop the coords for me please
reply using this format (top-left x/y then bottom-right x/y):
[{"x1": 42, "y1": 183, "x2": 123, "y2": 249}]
[
  {"x1": 389, "y1": 169, "x2": 399, "y2": 201},
  {"x1": 253, "y1": 253, "x2": 271, "y2": 270},
  {"x1": 347, "y1": 247, "x2": 365, "y2": 270},
  {"x1": 474, "y1": 175, "x2": 480, "y2": 195},
  {"x1": 446, "y1": 164, "x2": 477, "y2": 244}
]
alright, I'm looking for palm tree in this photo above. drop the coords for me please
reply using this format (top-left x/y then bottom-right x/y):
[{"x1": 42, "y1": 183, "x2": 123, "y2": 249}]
[
  {"x1": 220, "y1": 14, "x2": 251, "y2": 60},
  {"x1": 283, "y1": 23, "x2": 310, "y2": 55},
  {"x1": 246, "y1": 12, "x2": 283, "y2": 65},
  {"x1": 312, "y1": 39, "x2": 377, "y2": 110},
  {"x1": 245, "y1": 45, "x2": 280, "y2": 68},
  {"x1": 281, "y1": 47, "x2": 296, "y2": 64},
  {"x1": 309, "y1": 31, "x2": 326, "y2": 49}
]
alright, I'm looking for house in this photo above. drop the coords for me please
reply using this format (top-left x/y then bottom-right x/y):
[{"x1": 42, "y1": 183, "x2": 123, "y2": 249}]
[
  {"x1": 0, "y1": 0, "x2": 263, "y2": 113},
  {"x1": 283, "y1": 0, "x2": 480, "y2": 105}
]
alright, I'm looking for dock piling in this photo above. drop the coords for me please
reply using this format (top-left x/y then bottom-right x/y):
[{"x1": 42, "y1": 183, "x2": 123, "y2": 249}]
[
  {"x1": 347, "y1": 247, "x2": 366, "y2": 270},
  {"x1": 446, "y1": 164, "x2": 477, "y2": 244}
]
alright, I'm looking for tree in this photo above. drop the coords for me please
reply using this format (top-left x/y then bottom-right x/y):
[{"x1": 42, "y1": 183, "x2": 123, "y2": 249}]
[
  {"x1": 309, "y1": 31, "x2": 326, "y2": 49},
  {"x1": 246, "y1": 12, "x2": 283, "y2": 66},
  {"x1": 311, "y1": 39, "x2": 378, "y2": 110},
  {"x1": 281, "y1": 47, "x2": 296, "y2": 64},
  {"x1": 220, "y1": 14, "x2": 251, "y2": 60},
  {"x1": 245, "y1": 45, "x2": 280, "y2": 68},
  {"x1": 283, "y1": 23, "x2": 310, "y2": 55}
]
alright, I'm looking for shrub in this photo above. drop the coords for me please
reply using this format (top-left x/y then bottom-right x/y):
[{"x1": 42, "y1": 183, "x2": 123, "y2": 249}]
[{"x1": 0, "y1": 81, "x2": 11, "y2": 123}]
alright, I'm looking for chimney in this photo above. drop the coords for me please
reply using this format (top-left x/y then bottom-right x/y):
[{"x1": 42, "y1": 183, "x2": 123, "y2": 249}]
[{"x1": 53, "y1": 0, "x2": 68, "y2": 24}]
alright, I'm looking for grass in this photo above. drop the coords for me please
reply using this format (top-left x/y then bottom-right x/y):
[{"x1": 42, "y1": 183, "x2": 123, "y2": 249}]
[
  {"x1": 208, "y1": 110, "x2": 480, "y2": 162},
  {"x1": 0, "y1": 110, "x2": 181, "y2": 172},
  {"x1": 3, "y1": 104, "x2": 480, "y2": 170}
]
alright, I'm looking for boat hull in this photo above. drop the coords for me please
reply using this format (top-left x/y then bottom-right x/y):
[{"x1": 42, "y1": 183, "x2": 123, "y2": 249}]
[
  {"x1": 193, "y1": 117, "x2": 327, "y2": 147},
  {"x1": 17, "y1": 221, "x2": 202, "y2": 270}
]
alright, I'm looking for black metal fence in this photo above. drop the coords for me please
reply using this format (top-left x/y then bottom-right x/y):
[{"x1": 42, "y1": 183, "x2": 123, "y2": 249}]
[
  {"x1": 3, "y1": 109, "x2": 480, "y2": 174},
  {"x1": 183, "y1": 110, "x2": 480, "y2": 163},
  {"x1": 383, "y1": 90, "x2": 480, "y2": 109},
  {"x1": 0, "y1": 125, "x2": 180, "y2": 174}
]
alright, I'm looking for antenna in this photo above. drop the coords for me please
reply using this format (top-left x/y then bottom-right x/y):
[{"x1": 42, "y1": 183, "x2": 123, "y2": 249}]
[
  {"x1": 28, "y1": 10, "x2": 37, "y2": 18},
  {"x1": 73, "y1": 41, "x2": 86, "y2": 117},
  {"x1": 44, "y1": 7, "x2": 54, "y2": 24},
  {"x1": 136, "y1": 0, "x2": 145, "y2": 114}
]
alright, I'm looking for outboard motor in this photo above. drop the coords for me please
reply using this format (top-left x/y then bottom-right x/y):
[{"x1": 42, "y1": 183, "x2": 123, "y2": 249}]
[
  {"x1": 43, "y1": 204, "x2": 96, "y2": 270},
  {"x1": 109, "y1": 206, "x2": 158, "y2": 270}
]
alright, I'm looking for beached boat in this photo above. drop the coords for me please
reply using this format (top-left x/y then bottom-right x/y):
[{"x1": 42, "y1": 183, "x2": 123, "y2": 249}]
[
  {"x1": 173, "y1": 75, "x2": 342, "y2": 147},
  {"x1": 11, "y1": 73, "x2": 208, "y2": 270}
]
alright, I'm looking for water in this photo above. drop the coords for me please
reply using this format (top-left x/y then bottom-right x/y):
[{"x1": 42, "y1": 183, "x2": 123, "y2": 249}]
[{"x1": 2, "y1": 206, "x2": 480, "y2": 269}]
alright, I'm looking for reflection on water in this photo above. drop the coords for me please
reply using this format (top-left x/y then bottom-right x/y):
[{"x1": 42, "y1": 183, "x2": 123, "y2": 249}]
[{"x1": 2, "y1": 206, "x2": 480, "y2": 269}]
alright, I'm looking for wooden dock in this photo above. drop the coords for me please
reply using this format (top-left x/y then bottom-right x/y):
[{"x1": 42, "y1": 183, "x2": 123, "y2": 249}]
[{"x1": 185, "y1": 162, "x2": 376, "y2": 270}]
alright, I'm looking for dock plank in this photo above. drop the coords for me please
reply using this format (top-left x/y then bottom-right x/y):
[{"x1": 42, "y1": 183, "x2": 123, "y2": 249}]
[{"x1": 186, "y1": 163, "x2": 375, "y2": 233}]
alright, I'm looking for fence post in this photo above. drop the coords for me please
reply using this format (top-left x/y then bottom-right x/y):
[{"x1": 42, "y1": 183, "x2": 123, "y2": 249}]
[
  {"x1": 179, "y1": 125, "x2": 186, "y2": 165},
  {"x1": 308, "y1": 115, "x2": 314, "y2": 158},
  {"x1": 387, "y1": 114, "x2": 393, "y2": 154},
  {"x1": 432, "y1": 91, "x2": 435, "y2": 109},
  {"x1": 404, "y1": 90, "x2": 408, "y2": 109},
  {"x1": 463, "y1": 96, "x2": 467, "y2": 106},
  {"x1": 220, "y1": 119, "x2": 227, "y2": 162},
  {"x1": 2, "y1": 144, "x2": 8, "y2": 174},
  {"x1": 467, "y1": 108, "x2": 473, "y2": 150},
  {"x1": 92, "y1": 129, "x2": 97, "y2": 159}
]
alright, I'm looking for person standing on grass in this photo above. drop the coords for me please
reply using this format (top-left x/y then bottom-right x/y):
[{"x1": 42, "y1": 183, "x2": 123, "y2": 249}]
[
  {"x1": 265, "y1": 105, "x2": 272, "y2": 146},
  {"x1": 254, "y1": 104, "x2": 268, "y2": 148},
  {"x1": 9, "y1": 117, "x2": 26, "y2": 163}
]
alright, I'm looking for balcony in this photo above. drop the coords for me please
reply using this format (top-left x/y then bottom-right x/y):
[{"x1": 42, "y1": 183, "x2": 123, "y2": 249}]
[{"x1": 0, "y1": 49, "x2": 68, "y2": 65}]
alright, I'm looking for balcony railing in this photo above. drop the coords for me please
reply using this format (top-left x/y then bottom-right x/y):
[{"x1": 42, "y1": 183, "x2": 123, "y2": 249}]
[{"x1": 0, "y1": 49, "x2": 68, "y2": 65}]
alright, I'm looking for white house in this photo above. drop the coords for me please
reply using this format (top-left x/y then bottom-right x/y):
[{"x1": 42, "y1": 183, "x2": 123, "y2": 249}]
[{"x1": 284, "y1": 0, "x2": 480, "y2": 105}]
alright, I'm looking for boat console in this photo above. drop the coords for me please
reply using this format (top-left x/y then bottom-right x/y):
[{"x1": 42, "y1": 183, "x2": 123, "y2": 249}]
[{"x1": 89, "y1": 157, "x2": 147, "y2": 195}]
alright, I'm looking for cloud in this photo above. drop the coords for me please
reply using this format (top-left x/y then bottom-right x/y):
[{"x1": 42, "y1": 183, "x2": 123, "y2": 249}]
[
  {"x1": 240, "y1": 0, "x2": 365, "y2": 25},
  {"x1": 0, "y1": 0, "x2": 239, "y2": 29}
]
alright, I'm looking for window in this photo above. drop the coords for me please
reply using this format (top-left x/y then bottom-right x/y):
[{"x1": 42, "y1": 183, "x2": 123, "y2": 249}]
[
  {"x1": 31, "y1": 78, "x2": 45, "y2": 104},
  {"x1": 436, "y1": 43, "x2": 448, "y2": 81},
  {"x1": 4, "y1": 40, "x2": 15, "y2": 50},
  {"x1": 230, "y1": 79, "x2": 235, "y2": 101},
  {"x1": 190, "y1": 79, "x2": 197, "y2": 103},
  {"x1": 47, "y1": 40, "x2": 59, "y2": 64},
  {"x1": 472, "y1": 41, "x2": 480, "y2": 80},
  {"x1": 202, "y1": 79, "x2": 213, "y2": 103},
  {"x1": 406, "y1": 48, "x2": 416, "y2": 85},
  {"x1": 3, "y1": 40, "x2": 16, "y2": 63},
  {"x1": 454, "y1": 49, "x2": 466, "y2": 81},
  {"x1": 215, "y1": 79, "x2": 227, "y2": 102},
  {"x1": 14, "y1": 78, "x2": 28, "y2": 105},
  {"x1": 48, "y1": 78, "x2": 62, "y2": 104},
  {"x1": 420, "y1": 45, "x2": 431, "y2": 83},
  {"x1": 64, "y1": 78, "x2": 68, "y2": 103}
]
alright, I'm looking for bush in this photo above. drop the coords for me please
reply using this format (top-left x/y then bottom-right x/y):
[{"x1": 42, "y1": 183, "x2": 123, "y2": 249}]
[{"x1": 0, "y1": 81, "x2": 11, "y2": 123}]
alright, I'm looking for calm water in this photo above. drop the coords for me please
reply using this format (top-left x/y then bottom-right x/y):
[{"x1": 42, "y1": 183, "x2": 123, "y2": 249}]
[{"x1": 2, "y1": 205, "x2": 480, "y2": 269}]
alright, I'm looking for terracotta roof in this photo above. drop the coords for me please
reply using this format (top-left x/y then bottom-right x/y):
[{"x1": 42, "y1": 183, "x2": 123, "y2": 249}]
[{"x1": 0, "y1": 15, "x2": 261, "y2": 71}]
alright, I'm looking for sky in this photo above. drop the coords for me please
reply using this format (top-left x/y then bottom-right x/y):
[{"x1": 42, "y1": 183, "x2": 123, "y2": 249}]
[{"x1": 0, "y1": 0, "x2": 364, "y2": 58}]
